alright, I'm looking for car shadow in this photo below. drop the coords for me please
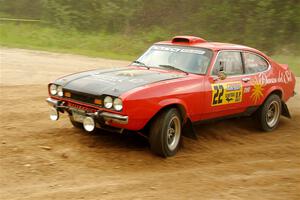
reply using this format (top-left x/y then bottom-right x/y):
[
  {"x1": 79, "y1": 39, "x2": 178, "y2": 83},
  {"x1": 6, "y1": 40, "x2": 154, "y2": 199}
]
[
  {"x1": 78, "y1": 116, "x2": 261, "y2": 151},
  {"x1": 86, "y1": 129, "x2": 149, "y2": 150}
]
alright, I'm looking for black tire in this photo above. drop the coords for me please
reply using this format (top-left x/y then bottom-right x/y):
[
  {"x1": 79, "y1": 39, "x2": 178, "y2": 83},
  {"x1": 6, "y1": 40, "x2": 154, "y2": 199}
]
[
  {"x1": 149, "y1": 108, "x2": 182, "y2": 157},
  {"x1": 256, "y1": 94, "x2": 282, "y2": 132},
  {"x1": 69, "y1": 116, "x2": 83, "y2": 129}
]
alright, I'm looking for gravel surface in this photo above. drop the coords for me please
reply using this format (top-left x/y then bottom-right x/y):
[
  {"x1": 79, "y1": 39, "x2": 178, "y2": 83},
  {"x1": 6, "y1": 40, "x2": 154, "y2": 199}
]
[{"x1": 0, "y1": 47, "x2": 299, "y2": 200}]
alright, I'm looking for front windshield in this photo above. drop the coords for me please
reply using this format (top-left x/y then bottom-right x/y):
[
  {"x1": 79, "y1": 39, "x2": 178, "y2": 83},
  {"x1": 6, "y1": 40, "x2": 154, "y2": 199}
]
[{"x1": 134, "y1": 45, "x2": 213, "y2": 74}]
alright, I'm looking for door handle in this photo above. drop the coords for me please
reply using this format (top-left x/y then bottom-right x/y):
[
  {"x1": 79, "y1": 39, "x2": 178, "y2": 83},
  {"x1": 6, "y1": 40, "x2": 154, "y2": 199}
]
[{"x1": 242, "y1": 77, "x2": 251, "y2": 82}]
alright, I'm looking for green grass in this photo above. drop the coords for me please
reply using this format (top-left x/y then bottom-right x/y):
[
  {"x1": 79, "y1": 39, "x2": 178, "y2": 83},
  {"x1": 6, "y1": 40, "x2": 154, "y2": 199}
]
[
  {"x1": 0, "y1": 23, "x2": 299, "y2": 76},
  {"x1": 0, "y1": 23, "x2": 167, "y2": 60}
]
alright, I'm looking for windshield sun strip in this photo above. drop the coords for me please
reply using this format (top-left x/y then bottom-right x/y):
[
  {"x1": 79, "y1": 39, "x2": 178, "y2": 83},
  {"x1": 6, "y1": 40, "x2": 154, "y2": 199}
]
[{"x1": 137, "y1": 44, "x2": 213, "y2": 75}]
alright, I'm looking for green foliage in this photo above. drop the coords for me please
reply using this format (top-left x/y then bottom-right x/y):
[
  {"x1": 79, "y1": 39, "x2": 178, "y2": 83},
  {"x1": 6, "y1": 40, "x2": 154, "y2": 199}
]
[
  {"x1": 39, "y1": 0, "x2": 142, "y2": 32},
  {"x1": 272, "y1": 55, "x2": 300, "y2": 76},
  {"x1": 0, "y1": 0, "x2": 43, "y2": 18},
  {"x1": 0, "y1": 0, "x2": 299, "y2": 55}
]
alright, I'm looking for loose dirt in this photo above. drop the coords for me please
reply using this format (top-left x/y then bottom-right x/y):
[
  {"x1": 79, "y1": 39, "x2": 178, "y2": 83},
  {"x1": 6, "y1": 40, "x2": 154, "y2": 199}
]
[{"x1": 0, "y1": 48, "x2": 299, "y2": 200}]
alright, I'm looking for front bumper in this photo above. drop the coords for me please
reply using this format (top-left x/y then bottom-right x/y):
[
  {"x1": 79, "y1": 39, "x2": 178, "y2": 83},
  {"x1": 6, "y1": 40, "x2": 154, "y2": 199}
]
[{"x1": 46, "y1": 97, "x2": 128, "y2": 125}]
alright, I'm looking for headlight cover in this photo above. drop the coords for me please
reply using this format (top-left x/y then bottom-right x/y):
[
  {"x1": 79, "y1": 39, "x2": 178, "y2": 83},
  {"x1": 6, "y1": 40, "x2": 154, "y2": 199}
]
[
  {"x1": 113, "y1": 98, "x2": 123, "y2": 111},
  {"x1": 104, "y1": 96, "x2": 113, "y2": 109},
  {"x1": 57, "y1": 86, "x2": 63, "y2": 97},
  {"x1": 49, "y1": 84, "x2": 57, "y2": 95}
]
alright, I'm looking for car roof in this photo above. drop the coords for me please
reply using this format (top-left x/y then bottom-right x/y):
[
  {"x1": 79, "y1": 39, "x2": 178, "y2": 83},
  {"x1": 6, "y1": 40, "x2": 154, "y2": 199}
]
[{"x1": 155, "y1": 36, "x2": 268, "y2": 58}]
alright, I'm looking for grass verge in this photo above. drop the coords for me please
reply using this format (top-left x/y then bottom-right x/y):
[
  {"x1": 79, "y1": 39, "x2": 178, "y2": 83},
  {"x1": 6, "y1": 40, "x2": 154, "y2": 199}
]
[
  {"x1": 0, "y1": 23, "x2": 299, "y2": 76},
  {"x1": 272, "y1": 55, "x2": 299, "y2": 76},
  {"x1": 0, "y1": 23, "x2": 171, "y2": 60}
]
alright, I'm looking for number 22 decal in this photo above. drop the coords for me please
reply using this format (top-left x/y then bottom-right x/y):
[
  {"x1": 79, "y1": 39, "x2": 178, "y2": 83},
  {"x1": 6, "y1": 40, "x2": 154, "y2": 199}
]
[
  {"x1": 211, "y1": 82, "x2": 243, "y2": 106},
  {"x1": 212, "y1": 85, "x2": 224, "y2": 105}
]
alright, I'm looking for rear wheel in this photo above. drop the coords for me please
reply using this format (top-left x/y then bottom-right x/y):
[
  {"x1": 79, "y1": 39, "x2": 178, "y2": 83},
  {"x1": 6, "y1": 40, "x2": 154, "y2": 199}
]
[
  {"x1": 149, "y1": 108, "x2": 182, "y2": 157},
  {"x1": 257, "y1": 94, "x2": 281, "y2": 131}
]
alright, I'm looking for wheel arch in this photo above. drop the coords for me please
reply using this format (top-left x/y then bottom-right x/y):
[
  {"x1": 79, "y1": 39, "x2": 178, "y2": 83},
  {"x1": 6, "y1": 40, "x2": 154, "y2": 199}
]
[
  {"x1": 157, "y1": 99, "x2": 189, "y2": 122},
  {"x1": 141, "y1": 100, "x2": 189, "y2": 134},
  {"x1": 264, "y1": 87, "x2": 284, "y2": 102},
  {"x1": 153, "y1": 103, "x2": 188, "y2": 124},
  {"x1": 263, "y1": 87, "x2": 291, "y2": 118},
  {"x1": 253, "y1": 87, "x2": 284, "y2": 115}
]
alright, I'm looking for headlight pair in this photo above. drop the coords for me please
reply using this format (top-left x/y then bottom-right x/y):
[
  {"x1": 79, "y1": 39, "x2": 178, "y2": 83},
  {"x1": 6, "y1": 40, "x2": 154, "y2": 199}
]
[
  {"x1": 49, "y1": 84, "x2": 63, "y2": 97},
  {"x1": 104, "y1": 96, "x2": 123, "y2": 111}
]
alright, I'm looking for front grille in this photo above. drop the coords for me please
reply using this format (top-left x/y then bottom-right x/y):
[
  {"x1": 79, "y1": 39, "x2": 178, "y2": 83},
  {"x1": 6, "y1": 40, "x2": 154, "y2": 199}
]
[
  {"x1": 64, "y1": 89, "x2": 102, "y2": 106},
  {"x1": 70, "y1": 92, "x2": 94, "y2": 104},
  {"x1": 68, "y1": 102, "x2": 97, "y2": 113}
]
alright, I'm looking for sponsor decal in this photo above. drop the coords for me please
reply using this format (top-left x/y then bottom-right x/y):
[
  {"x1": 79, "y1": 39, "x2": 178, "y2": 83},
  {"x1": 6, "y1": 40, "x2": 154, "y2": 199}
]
[
  {"x1": 152, "y1": 46, "x2": 205, "y2": 54},
  {"x1": 116, "y1": 70, "x2": 146, "y2": 77},
  {"x1": 90, "y1": 74, "x2": 120, "y2": 84},
  {"x1": 250, "y1": 78, "x2": 264, "y2": 104},
  {"x1": 211, "y1": 82, "x2": 243, "y2": 106},
  {"x1": 244, "y1": 86, "x2": 251, "y2": 93},
  {"x1": 258, "y1": 71, "x2": 293, "y2": 85},
  {"x1": 68, "y1": 102, "x2": 97, "y2": 113},
  {"x1": 250, "y1": 71, "x2": 292, "y2": 103}
]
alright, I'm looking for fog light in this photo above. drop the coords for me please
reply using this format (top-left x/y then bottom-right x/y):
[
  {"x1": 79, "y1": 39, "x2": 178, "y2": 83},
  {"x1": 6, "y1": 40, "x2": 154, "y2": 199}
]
[
  {"x1": 50, "y1": 107, "x2": 59, "y2": 121},
  {"x1": 83, "y1": 117, "x2": 95, "y2": 132}
]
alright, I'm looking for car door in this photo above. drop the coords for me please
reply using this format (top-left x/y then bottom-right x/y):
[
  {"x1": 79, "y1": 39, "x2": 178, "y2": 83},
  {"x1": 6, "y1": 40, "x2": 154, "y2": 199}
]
[{"x1": 203, "y1": 50, "x2": 246, "y2": 120}]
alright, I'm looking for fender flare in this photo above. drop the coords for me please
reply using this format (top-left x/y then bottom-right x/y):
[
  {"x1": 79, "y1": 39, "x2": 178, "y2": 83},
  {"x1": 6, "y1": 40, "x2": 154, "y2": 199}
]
[
  {"x1": 157, "y1": 98, "x2": 197, "y2": 139},
  {"x1": 264, "y1": 86, "x2": 284, "y2": 101},
  {"x1": 158, "y1": 98, "x2": 190, "y2": 121},
  {"x1": 262, "y1": 86, "x2": 291, "y2": 118}
]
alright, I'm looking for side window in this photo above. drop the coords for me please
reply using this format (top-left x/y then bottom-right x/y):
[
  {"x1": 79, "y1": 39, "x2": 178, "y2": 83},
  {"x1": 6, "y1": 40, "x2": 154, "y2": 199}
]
[
  {"x1": 212, "y1": 51, "x2": 243, "y2": 76},
  {"x1": 243, "y1": 52, "x2": 269, "y2": 74}
]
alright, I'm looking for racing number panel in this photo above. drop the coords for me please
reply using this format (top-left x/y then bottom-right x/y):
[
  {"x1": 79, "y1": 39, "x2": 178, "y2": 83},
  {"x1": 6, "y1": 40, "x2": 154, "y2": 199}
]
[{"x1": 211, "y1": 82, "x2": 243, "y2": 106}]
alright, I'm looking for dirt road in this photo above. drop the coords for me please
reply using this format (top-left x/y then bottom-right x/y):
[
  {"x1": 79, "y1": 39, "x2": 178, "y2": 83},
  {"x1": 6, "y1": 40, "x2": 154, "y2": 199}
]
[{"x1": 0, "y1": 48, "x2": 299, "y2": 200}]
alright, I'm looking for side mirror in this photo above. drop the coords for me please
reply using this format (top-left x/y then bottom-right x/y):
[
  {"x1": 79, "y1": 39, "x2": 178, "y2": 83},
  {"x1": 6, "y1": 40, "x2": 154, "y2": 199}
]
[
  {"x1": 219, "y1": 61, "x2": 224, "y2": 72},
  {"x1": 217, "y1": 61, "x2": 226, "y2": 80},
  {"x1": 218, "y1": 71, "x2": 227, "y2": 80}
]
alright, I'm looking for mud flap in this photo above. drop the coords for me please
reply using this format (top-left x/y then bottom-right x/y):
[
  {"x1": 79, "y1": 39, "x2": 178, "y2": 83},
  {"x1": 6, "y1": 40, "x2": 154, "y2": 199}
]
[
  {"x1": 281, "y1": 101, "x2": 291, "y2": 119},
  {"x1": 182, "y1": 119, "x2": 197, "y2": 140}
]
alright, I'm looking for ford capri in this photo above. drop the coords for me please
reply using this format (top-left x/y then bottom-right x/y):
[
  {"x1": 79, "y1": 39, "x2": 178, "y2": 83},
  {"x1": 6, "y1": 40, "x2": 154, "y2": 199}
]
[{"x1": 46, "y1": 36, "x2": 296, "y2": 157}]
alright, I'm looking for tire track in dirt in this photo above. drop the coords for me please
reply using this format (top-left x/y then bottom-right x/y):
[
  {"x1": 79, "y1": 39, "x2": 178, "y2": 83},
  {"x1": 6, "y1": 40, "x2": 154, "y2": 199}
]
[{"x1": 0, "y1": 48, "x2": 299, "y2": 200}]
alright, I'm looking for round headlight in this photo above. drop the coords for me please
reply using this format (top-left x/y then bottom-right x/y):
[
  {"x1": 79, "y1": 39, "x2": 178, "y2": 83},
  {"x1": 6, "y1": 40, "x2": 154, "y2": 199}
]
[
  {"x1": 50, "y1": 84, "x2": 57, "y2": 95},
  {"x1": 113, "y1": 98, "x2": 123, "y2": 111},
  {"x1": 104, "y1": 96, "x2": 113, "y2": 109},
  {"x1": 57, "y1": 86, "x2": 63, "y2": 97}
]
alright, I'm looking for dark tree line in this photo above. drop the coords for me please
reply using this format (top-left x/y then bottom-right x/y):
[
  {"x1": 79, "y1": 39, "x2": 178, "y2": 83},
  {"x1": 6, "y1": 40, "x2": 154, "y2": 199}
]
[{"x1": 1, "y1": 0, "x2": 299, "y2": 54}]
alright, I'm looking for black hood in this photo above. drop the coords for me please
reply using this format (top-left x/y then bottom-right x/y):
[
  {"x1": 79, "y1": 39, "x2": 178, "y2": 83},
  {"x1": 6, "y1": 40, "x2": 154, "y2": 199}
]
[{"x1": 54, "y1": 67, "x2": 186, "y2": 96}]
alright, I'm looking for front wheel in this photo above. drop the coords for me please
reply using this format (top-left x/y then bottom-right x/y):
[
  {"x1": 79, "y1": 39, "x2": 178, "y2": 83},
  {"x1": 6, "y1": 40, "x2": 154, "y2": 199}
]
[
  {"x1": 257, "y1": 94, "x2": 282, "y2": 132},
  {"x1": 149, "y1": 108, "x2": 182, "y2": 157}
]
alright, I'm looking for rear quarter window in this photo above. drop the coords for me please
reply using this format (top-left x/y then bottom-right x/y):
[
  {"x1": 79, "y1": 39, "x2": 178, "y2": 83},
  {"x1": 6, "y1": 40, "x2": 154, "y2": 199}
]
[{"x1": 243, "y1": 52, "x2": 269, "y2": 74}]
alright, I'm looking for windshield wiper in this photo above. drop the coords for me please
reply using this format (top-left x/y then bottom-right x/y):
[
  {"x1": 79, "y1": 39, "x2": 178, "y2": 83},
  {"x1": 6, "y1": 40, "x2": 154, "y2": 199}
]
[
  {"x1": 132, "y1": 60, "x2": 150, "y2": 69},
  {"x1": 159, "y1": 65, "x2": 188, "y2": 74}
]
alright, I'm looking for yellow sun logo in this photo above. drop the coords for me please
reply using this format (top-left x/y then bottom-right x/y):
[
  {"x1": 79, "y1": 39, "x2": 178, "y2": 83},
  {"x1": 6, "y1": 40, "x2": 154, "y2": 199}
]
[{"x1": 251, "y1": 79, "x2": 264, "y2": 104}]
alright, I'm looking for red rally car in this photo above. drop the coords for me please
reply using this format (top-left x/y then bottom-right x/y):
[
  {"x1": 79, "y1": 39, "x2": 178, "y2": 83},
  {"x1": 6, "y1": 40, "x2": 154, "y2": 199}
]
[{"x1": 46, "y1": 36, "x2": 296, "y2": 157}]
